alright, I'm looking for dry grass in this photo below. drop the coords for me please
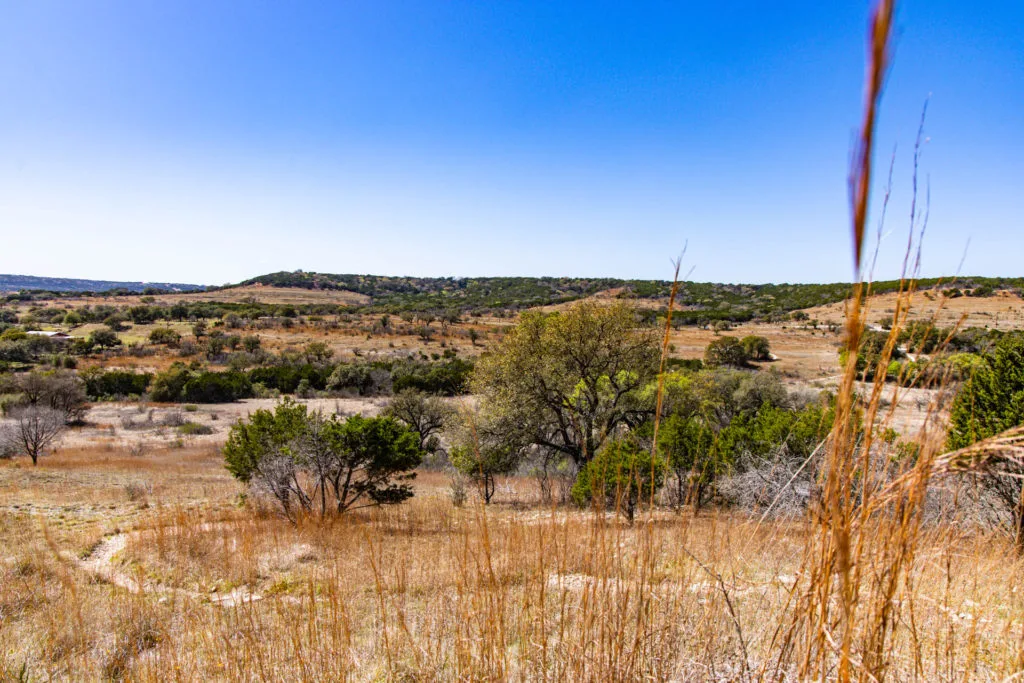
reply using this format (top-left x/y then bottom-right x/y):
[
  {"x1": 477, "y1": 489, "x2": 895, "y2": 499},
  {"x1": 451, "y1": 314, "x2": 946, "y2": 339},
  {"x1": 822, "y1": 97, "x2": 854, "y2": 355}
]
[
  {"x1": 5, "y1": 2, "x2": 1024, "y2": 680},
  {"x1": 4, "y1": 483, "x2": 1024, "y2": 680},
  {"x1": 36, "y1": 284, "x2": 371, "y2": 308},
  {"x1": 803, "y1": 289, "x2": 1024, "y2": 331}
]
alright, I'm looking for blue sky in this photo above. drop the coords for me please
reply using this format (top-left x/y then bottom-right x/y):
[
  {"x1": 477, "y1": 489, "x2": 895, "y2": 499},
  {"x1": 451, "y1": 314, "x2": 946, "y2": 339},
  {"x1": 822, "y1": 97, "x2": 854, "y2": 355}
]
[{"x1": 0, "y1": 1, "x2": 1021, "y2": 285}]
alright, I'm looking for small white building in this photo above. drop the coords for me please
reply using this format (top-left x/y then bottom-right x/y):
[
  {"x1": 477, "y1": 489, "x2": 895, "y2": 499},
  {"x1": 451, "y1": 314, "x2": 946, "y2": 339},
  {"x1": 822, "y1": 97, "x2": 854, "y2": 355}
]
[{"x1": 26, "y1": 331, "x2": 71, "y2": 339}]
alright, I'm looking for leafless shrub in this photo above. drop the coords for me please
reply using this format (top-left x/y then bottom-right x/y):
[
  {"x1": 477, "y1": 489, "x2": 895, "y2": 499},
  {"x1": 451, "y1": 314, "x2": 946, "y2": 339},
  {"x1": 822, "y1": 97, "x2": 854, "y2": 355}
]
[
  {"x1": 529, "y1": 451, "x2": 577, "y2": 505},
  {"x1": 0, "y1": 406, "x2": 66, "y2": 465},
  {"x1": 124, "y1": 480, "x2": 152, "y2": 501},
  {"x1": 719, "y1": 448, "x2": 818, "y2": 518},
  {"x1": 5, "y1": 370, "x2": 88, "y2": 424},
  {"x1": 448, "y1": 472, "x2": 468, "y2": 507},
  {"x1": 102, "y1": 598, "x2": 165, "y2": 680},
  {"x1": 161, "y1": 410, "x2": 186, "y2": 427}
]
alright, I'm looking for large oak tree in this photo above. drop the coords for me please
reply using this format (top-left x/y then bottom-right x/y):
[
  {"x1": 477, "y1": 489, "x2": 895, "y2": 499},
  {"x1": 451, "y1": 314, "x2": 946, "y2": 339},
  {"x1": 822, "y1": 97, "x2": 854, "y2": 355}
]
[{"x1": 471, "y1": 302, "x2": 659, "y2": 469}]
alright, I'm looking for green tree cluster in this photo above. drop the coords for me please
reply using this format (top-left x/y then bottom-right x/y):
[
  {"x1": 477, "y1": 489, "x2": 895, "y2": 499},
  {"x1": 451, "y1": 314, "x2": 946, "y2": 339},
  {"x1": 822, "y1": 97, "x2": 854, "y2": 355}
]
[
  {"x1": 947, "y1": 331, "x2": 1024, "y2": 547},
  {"x1": 224, "y1": 400, "x2": 422, "y2": 519}
]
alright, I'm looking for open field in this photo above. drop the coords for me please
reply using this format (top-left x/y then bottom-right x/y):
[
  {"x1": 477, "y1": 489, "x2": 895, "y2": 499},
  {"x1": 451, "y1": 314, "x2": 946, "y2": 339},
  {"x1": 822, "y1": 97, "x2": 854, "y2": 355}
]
[
  {"x1": 26, "y1": 285, "x2": 372, "y2": 309},
  {"x1": 804, "y1": 288, "x2": 1024, "y2": 330},
  {"x1": 8, "y1": 282, "x2": 1015, "y2": 380},
  {"x1": 2, "y1": 441, "x2": 1023, "y2": 680}
]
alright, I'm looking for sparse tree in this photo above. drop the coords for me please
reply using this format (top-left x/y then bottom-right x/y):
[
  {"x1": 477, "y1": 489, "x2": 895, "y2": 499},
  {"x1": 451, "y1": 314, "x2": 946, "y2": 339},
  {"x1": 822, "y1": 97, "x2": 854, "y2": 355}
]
[
  {"x1": 103, "y1": 314, "x2": 128, "y2": 332},
  {"x1": 1, "y1": 407, "x2": 66, "y2": 465},
  {"x1": 449, "y1": 409, "x2": 524, "y2": 504},
  {"x1": 205, "y1": 331, "x2": 226, "y2": 358},
  {"x1": 304, "y1": 341, "x2": 334, "y2": 364},
  {"x1": 89, "y1": 328, "x2": 121, "y2": 349},
  {"x1": 450, "y1": 442, "x2": 519, "y2": 504}
]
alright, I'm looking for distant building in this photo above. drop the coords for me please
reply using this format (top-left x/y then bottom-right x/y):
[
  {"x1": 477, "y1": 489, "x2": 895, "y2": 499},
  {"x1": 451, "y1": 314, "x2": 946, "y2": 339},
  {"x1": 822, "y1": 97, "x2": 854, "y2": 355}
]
[{"x1": 26, "y1": 331, "x2": 71, "y2": 339}]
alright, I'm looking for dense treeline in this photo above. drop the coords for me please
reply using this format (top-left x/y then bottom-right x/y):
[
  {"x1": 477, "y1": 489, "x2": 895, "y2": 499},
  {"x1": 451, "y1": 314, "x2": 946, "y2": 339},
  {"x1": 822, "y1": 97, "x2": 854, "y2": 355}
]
[
  {"x1": 79, "y1": 355, "x2": 473, "y2": 402},
  {"x1": 236, "y1": 271, "x2": 1024, "y2": 318},
  {"x1": 3, "y1": 300, "x2": 344, "y2": 325},
  {"x1": 0, "y1": 273, "x2": 204, "y2": 295},
  {"x1": 4, "y1": 274, "x2": 1021, "y2": 323}
]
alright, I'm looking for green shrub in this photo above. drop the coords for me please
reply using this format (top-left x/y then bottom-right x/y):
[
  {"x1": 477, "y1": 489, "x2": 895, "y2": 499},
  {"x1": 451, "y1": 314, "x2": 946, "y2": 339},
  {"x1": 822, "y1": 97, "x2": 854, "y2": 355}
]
[
  {"x1": 704, "y1": 337, "x2": 748, "y2": 368},
  {"x1": 572, "y1": 438, "x2": 665, "y2": 521},
  {"x1": 148, "y1": 327, "x2": 181, "y2": 347},
  {"x1": 149, "y1": 363, "x2": 193, "y2": 402},
  {"x1": 390, "y1": 358, "x2": 473, "y2": 395},
  {"x1": 81, "y1": 369, "x2": 153, "y2": 399},
  {"x1": 181, "y1": 371, "x2": 251, "y2": 403},
  {"x1": 177, "y1": 421, "x2": 214, "y2": 436},
  {"x1": 224, "y1": 400, "x2": 422, "y2": 518},
  {"x1": 740, "y1": 335, "x2": 771, "y2": 361}
]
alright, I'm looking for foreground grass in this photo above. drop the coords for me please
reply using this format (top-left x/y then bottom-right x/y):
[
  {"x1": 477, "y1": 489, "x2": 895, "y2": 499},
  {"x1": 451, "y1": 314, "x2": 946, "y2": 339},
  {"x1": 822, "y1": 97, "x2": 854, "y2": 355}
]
[{"x1": 0, "y1": 445, "x2": 1022, "y2": 681}]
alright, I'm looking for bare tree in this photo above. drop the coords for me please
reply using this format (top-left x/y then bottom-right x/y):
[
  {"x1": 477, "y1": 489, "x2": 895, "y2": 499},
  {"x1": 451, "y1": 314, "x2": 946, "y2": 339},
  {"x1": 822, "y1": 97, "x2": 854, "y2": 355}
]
[
  {"x1": 1, "y1": 407, "x2": 66, "y2": 465},
  {"x1": 4, "y1": 370, "x2": 88, "y2": 424},
  {"x1": 42, "y1": 372, "x2": 89, "y2": 424}
]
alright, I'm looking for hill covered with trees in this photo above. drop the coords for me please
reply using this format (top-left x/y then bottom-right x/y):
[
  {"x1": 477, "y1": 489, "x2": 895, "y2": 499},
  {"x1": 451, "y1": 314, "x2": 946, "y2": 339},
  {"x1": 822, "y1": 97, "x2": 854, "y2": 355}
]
[
  {"x1": 0, "y1": 274, "x2": 206, "y2": 295},
  {"x1": 236, "y1": 270, "x2": 1024, "y2": 320}
]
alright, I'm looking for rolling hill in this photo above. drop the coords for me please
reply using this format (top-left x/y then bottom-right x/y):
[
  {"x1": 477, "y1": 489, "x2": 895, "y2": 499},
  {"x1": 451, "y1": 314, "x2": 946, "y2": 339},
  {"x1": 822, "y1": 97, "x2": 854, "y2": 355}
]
[
  {"x1": 235, "y1": 270, "x2": 1024, "y2": 319},
  {"x1": 0, "y1": 274, "x2": 206, "y2": 294}
]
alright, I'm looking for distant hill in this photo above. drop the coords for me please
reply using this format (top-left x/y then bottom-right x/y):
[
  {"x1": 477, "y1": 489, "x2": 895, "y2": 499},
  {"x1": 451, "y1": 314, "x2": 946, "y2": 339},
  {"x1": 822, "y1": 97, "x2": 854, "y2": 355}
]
[
  {"x1": 0, "y1": 274, "x2": 206, "y2": 294},
  {"x1": 236, "y1": 271, "x2": 1024, "y2": 320}
]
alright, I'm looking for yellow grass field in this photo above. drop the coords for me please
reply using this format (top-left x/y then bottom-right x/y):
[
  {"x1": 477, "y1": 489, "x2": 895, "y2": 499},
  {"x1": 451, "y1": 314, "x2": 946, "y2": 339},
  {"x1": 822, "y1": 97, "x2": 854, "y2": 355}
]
[{"x1": 2, "y1": 441, "x2": 1022, "y2": 680}]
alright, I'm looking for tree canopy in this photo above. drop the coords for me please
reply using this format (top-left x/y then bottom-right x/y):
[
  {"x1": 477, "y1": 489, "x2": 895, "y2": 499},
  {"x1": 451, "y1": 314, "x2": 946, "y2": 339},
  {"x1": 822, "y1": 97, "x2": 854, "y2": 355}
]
[
  {"x1": 224, "y1": 400, "x2": 422, "y2": 520},
  {"x1": 946, "y1": 332, "x2": 1024, "y2": 547},
  {"x1": 471, "y1": 302, "x2": 660, "y2": 468}
]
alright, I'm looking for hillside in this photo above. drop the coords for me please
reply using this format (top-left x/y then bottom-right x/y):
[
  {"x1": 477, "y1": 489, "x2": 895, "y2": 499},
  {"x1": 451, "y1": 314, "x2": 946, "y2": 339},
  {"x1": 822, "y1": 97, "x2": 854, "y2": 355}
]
[
  {"x1": 0, "y1": 273, "x2": 206, "y2": 294},
  {"x1": 237, "y1": 270, "x2": 1024, "y2": 318}
]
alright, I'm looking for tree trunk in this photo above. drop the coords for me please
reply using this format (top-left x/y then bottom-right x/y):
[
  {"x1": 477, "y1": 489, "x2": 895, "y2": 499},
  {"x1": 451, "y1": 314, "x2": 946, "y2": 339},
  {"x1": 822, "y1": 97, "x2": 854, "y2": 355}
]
[
  {"x1": 483, "y1": 473, "x2": 495, "y2": 504},
  {"x1": 1015, "y1": 496, "x2": 1024, "y2": 553}
]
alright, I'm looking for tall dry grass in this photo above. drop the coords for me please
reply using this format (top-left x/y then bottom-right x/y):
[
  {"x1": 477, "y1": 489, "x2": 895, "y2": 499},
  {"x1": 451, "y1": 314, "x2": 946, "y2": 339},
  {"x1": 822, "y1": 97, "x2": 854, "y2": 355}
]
[
  {"x1": 2, "y1": 496, "x2": 1017, "y2": 680},
  {"x1": 4, "y1": 0, "x2": 1024, "y2": 680}
]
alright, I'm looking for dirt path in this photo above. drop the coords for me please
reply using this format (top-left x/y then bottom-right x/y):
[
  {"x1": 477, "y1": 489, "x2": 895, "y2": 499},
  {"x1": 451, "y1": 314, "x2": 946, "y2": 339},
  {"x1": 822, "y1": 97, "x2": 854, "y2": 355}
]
[{"x1": 70, "y1": 527, "x2": 263, "y2": 608}]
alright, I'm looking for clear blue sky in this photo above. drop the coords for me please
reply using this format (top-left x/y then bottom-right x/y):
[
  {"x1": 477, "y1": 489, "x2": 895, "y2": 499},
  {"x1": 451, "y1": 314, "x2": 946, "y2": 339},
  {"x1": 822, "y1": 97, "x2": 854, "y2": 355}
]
[{"x1": 1, "y1": 1, "x2": 1021, "y2": 285}]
